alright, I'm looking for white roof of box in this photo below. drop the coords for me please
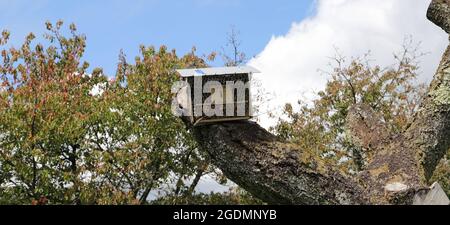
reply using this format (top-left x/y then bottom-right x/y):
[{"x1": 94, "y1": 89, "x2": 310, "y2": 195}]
[{"x1": 176, "y1": 66, "x2": 260, "y2": 77}]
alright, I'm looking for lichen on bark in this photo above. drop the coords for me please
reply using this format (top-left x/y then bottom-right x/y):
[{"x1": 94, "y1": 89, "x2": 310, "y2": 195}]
[
  {"x1": 427, "y1": 0, "x2": 450, "y2": 34},
  {"x1": 432, "y1": 85, "x2": 450, "y2": 106}
]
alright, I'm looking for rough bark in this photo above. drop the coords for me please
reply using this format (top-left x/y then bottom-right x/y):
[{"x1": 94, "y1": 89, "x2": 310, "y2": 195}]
[
  {"x1": 428, "y1": 0, "x2": 450, "y2": 34},
  {"x1": 194, "y1": 122, "x2": 367, "y2": 204},
  {"x1": 346, "y1": 104, "x2": 390, "y2": 152},
  {"x1": 190, "y1": 0, "x2": 450, "y2": 205}
]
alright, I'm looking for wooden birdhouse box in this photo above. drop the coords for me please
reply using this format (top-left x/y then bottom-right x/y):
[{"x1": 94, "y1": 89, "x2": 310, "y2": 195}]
[{"x1": 175, "y1": 66, "x2": 260, "y2": 126}]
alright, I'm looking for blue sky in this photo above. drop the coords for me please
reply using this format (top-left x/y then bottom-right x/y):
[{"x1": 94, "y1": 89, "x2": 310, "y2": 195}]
[{"x1": 0, "y1": 0, "x2": 315, "y2": 75}]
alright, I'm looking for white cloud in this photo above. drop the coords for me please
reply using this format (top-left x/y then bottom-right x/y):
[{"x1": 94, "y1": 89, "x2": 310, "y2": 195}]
[
  {"x1": 89, "y1": 83, "x2": 106, "y2": 96},
  {"x1": 249, "y1": 0, "x2": 448, "y2": 129}
]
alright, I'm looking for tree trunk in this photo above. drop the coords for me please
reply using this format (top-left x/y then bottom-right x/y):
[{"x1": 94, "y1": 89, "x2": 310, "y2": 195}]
[{"x1": 189, "y1": 0, "x2": 450, "y2": 205}]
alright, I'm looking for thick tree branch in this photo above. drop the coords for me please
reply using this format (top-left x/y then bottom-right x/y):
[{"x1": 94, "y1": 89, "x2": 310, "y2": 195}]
[
  {"x1": 410, "y1": 44, "x2": 450, "y2": 180},
  {"x1": 194, "y1": 121, "x2": 367, "y2": 205},
  {"x1": 427, "y1": 0, "x2": 450, "y2": 34}
]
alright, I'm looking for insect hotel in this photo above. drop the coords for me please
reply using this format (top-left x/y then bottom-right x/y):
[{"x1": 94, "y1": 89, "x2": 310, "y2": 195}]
[{"x1": 175, "y1": 66, "x2": 260, "y2": 126}]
